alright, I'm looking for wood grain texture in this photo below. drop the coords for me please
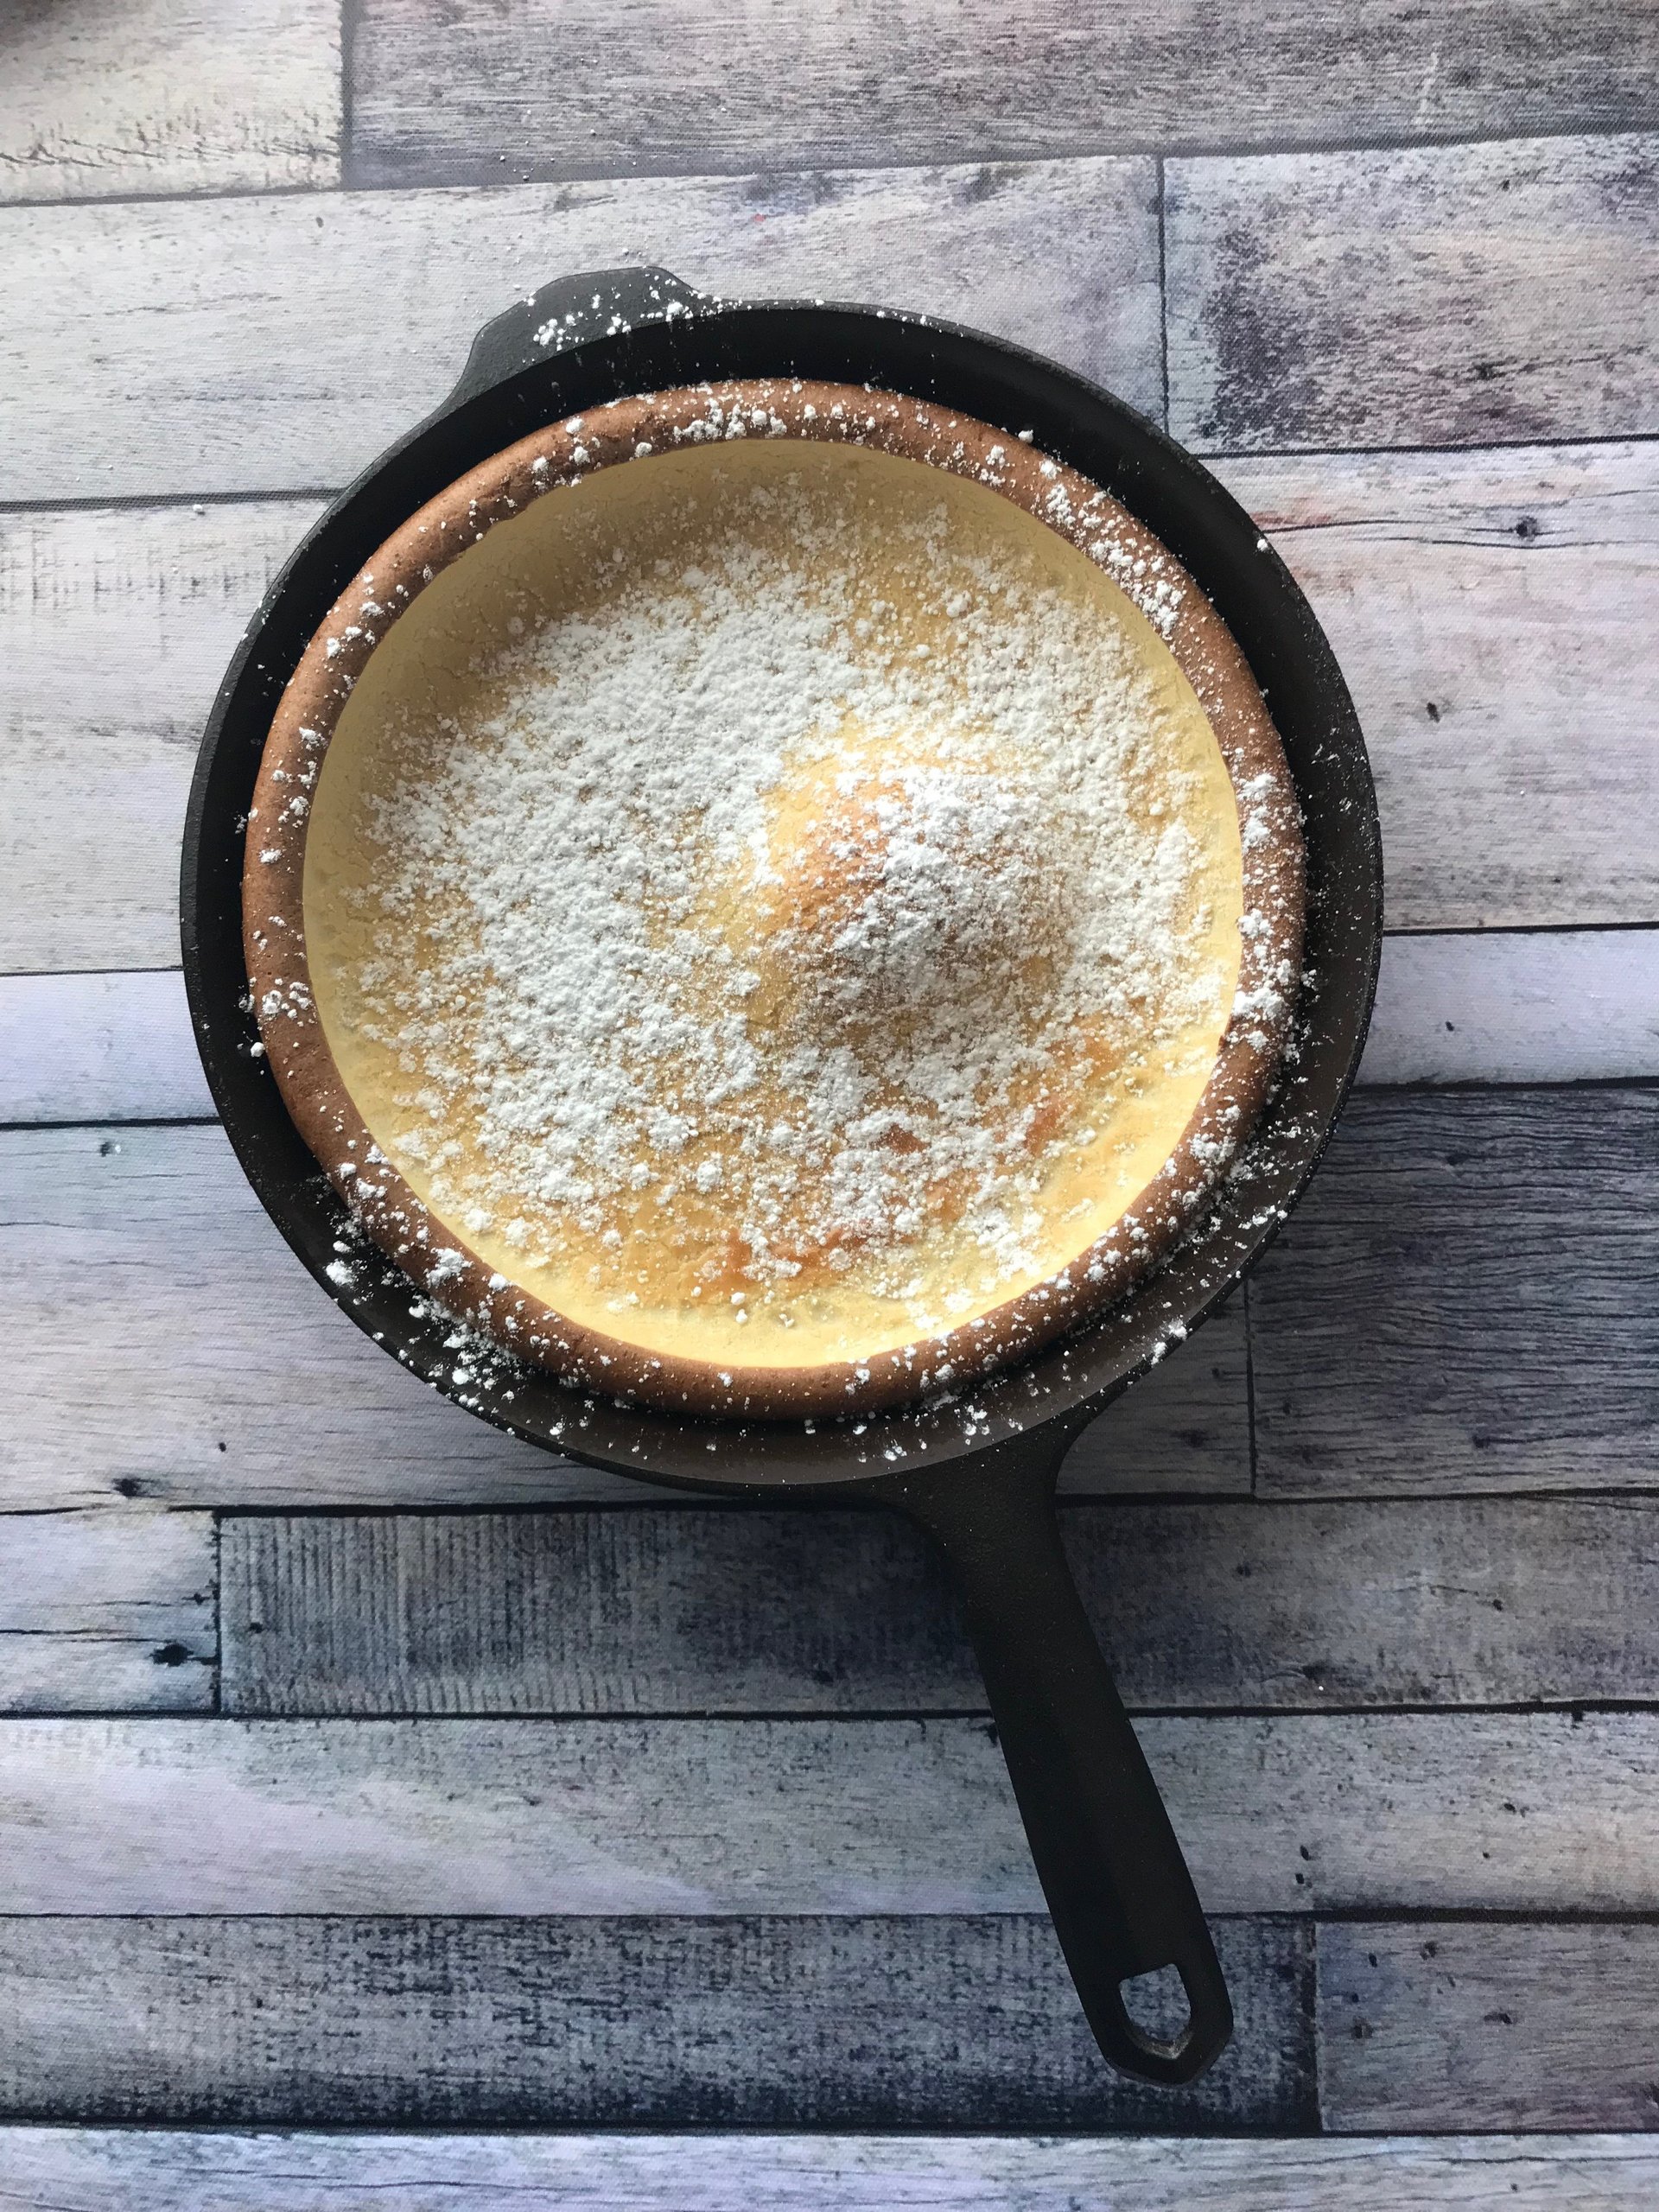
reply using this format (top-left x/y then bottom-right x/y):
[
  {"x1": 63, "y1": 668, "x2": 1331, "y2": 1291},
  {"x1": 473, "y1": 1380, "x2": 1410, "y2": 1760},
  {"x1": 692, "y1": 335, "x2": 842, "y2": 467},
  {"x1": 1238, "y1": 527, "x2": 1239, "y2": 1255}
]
[
  {"x1": 1360, "y1": 931, "x2": 1659, "y2": 1081},
  {"x1": 10, "y1": 931, "x2": 1659, "y2": 1128},
  {"x1": 0, "y1": 1122, "x2": 661, "y2": 1511},
  {"x1": 0, "y1": 1511, "x2": 213, "y2": 1713},
  {"x1": 0, "y1": 1122, "x2": 1249, "y2": 1511},
  {"x1": 1253, "y1": 1090, "x2": 1659, "y2": 1497},
  {"x1": 8, "y1": 440, "x2": 1656, "y2": 975},
  {"x1": 1167, "y1": 135, "x2": 1659, "y2": 451},
  {"x1": 0, "y1": 0, "x2": 341, "y2": 203},
  {"x1": 220, "y1": 1496, "x2": 1659, "y2": 1719},
  {"x1": 1322, "y1": 1922, "x2": 1659, "y2": 2131},
  {"x1": 0, "y1": 1916, "x2": 1310, "y2": 2129},
  {"x1": 4, "y1": 2133, "x2": 1659, "y2": 2212},
  {"x1": 0, "y1": 162, "x2": 1160, "y2": 505},
  {"x1": 345, "y1": 0, "x2": 1659, "y2": 187},
  {"x1": 1215, "y1": 442, "x2": 1659, "y2": 930},
  {"x1": 0, "y1": 499, "x2": 323, "y2": 971},
  {"x1": 1, "y1": 1712, "x2": 1655, "y2": 1914},
  {"x1": 0, "y1": 974, "x2": 212, "y2": 1122}
]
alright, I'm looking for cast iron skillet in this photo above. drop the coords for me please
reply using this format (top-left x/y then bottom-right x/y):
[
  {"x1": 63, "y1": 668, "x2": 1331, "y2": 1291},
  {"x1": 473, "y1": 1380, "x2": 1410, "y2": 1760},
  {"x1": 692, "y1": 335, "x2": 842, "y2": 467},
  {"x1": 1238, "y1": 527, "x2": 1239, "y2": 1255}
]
[{"x1": 182, "y1": 265, "x2": 1382, "y2": 2087}]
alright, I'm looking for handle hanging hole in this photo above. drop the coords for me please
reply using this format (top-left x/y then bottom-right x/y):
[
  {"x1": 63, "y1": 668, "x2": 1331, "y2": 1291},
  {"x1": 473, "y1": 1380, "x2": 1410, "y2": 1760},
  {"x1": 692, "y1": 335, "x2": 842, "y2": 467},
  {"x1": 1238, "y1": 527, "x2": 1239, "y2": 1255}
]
[{"x1": 1118, "y1": 1961, "x2": 1196, "y2": 2058}]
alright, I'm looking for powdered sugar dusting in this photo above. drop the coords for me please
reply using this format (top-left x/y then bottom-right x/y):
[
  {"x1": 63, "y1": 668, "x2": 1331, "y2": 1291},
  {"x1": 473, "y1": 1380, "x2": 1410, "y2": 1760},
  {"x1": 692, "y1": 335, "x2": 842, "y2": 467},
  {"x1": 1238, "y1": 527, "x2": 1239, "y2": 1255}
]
[{"x1": 315, "y1": 442, "x2": 1240, "y2": 1348}]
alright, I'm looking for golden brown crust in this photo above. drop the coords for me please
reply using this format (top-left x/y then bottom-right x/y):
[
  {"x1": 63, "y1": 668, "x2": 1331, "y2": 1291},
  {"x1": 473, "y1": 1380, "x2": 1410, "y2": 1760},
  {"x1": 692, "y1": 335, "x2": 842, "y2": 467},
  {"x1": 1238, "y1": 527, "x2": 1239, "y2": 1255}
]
[{"x1": 245, "y1": 380, "x2": 1303, "y2": 1421}]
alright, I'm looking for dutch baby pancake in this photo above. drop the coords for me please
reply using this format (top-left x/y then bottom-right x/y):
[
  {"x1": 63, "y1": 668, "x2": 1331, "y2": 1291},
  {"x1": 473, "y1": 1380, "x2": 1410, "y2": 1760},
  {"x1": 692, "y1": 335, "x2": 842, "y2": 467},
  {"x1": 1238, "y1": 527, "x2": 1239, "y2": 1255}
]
[{"x1": 245, "y1": 381, "x2": 1302, "y2": 1417}]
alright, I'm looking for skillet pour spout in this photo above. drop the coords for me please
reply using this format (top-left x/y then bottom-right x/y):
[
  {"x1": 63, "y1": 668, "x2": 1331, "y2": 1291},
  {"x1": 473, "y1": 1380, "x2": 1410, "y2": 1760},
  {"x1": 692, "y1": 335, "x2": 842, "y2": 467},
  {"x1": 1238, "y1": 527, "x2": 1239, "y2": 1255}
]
[{"x1": 183, "y1": 264, "x2": 1382, "y2": 2091}]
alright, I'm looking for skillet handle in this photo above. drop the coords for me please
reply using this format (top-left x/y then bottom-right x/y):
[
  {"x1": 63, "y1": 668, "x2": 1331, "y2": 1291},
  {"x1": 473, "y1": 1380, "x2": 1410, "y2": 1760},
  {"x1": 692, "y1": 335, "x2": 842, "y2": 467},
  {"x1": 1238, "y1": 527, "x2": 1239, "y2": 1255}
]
[
  {"x1": 446, "y1": 265, "x2": 712, "y2": 409},
  {"x1": 880, "y1": 1436, "x2": 1232, "y2": 2085}
]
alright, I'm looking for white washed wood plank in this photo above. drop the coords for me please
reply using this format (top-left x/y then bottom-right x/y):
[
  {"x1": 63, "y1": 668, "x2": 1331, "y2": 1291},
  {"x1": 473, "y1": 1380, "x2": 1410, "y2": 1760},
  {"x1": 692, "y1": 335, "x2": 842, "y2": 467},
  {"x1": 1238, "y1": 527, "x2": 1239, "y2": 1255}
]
[
  {"x1": 0, "y1": 162, "x2": 1161, "y2": 505},
  {"x1": 1167, "y1": 136, "x2": 1659, "y2": 450},
  {"x1": 0, "y1": 0, "x2": 341, "y2": 204},
  {"x1": 0, "y1": 973, "x2": 211, "y2": 1122},
  {"x1": 0, "y1": 1122, "x2": 1248, "y2": 1511},
  {"x1": 0, "y1": 1917, "x2": 1311, "y2": 2130},
  {"x1": 10, "y1": 930, "x2": 1658, "y2": 1129},
  {"x1": 0, "y1": 1711, "x2": 1651, "y2": 1914},
  {"x1": 219, "y1": 1496, "x2": 1659, "y2": 1718},
  {"x1": 0, "y1": 1510, "x2": 213, "y2": 1712},
  {"x1": 0, "y1": 499, "x2": 324, "y2": 971},
  {"x1": 1360, "y1": 930, "x2": 1659, "y2": 1082},
  {"x1": 5, "y1": 2128, "x2": 1658, "y2": 2211},
  {"x1": 1216, "y1": 442, "x2": 1659, "y2": 930},
  {"x1": 346, "y1": 0, "x2": 1659, "y2": 186},
  {"x1": 0, "y1": 1122, "x2": 666, "y2": 1510},
  {"x1": 1322, "y1": 1922, "x2": 1659, "y2": 2132},
  {"x1": 1253, "y1": 1090, "x2": 1659, "y2": 1497}
]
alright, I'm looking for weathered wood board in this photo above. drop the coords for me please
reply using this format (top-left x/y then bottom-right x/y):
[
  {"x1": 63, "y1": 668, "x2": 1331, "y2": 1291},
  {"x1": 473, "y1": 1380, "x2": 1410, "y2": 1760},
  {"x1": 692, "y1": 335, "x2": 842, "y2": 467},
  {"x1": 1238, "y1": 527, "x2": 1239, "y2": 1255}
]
[
  {"x1": 1213, "y1": 442, "x2": 1659, "y2": 931},
  {"x1": 4, "y1": 2126, "x2": 1659, "y2": 2210},
  {"x1": 1167, "y1": 136, "x2": 1659, "y2": 450},
  {"x1": 1254, "y1": 1088, "x2": 1659, "y2": 1497},
  {"x1": 1359, "y1": 930, "x2": 1659, "y2": 1084},
  {"x1": 0, "y1": 0, "x2": 341, "y2": 203},
  {"x1": 10, "y1": 1090, "x2": 1648, "y2": 1511},
  {"x1": 0, "y1": 1712, "x2": 1652, "y2": 1915},
  {"x1": 345, "y1": 0, "x2": 1659, "y2": 184},
  {"x1": 0, "y1": 1915, "x2": 1311, "y2": 2130},
  {"x1": 0, "y1": 1123, "x2": 1249, "y2": 1511},
  {"x1": 219, "y1": 1496, "x2": 1659, "y2": 1718},
  {"x1": 0, "y1": 974, "x2": 213, "y2": 1123},
  {"x1": 0, "y1": 498, "x2": 321, "y2": 972},
  {"x1": 1321, "y1": 1921, "x2": 1659, "y2": 2131},
  {"x1": 0, "y1": 1511, "x2": 213, "y2": 1713},
  {"x1": 0, "y1": 162, "x2": 1160, "y2": 506}
]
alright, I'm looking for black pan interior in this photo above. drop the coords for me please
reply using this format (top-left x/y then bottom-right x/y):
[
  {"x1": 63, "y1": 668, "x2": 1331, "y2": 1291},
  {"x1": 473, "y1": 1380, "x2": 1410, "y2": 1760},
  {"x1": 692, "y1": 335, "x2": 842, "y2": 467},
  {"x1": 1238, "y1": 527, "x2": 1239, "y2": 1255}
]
[{"x1": 182, "y1": 296, "x2": 1381, "y2": 1495}]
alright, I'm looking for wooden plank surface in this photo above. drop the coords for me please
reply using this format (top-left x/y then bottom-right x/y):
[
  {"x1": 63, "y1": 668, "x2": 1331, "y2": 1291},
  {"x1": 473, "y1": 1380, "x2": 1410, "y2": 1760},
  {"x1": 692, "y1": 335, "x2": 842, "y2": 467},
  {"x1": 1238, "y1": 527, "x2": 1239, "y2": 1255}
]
[
  {"x1": 1167, "y1": 135, "x2": 1659, "y2": 451},
  {"x1": 0, "y1": 1122, "x2": 1249, "y2": 1511},
  {"x1": 10, "y1": 1090, "x2": 1645, "y2": 1512},
  {"x1": 10, "y1": 926, "x2": 1655, "y2": 1128},
  {"x1": 1360, "y1": 931, "x2": 1659, "y2": 1084},
  {"x1": 1, "y1": 1712, "x2": 1654, "y2": 1915},
  {"x1": 10, "y1": 926, "x2": 1659, "y2": 1128},
  {"x1": 6, "y1": 2130, "x2": 1659, "y2": 2212},
  {"x1": 345, "y1": 0, "x2": 1659, "y2": 187},
  {"x1": 0, "y1": 1915, "x2": 1311, "y2": 2130},
  {"x1": 1214, "y1": 442, "x2": 1659, "y2": 931},
  {"x1": 8, "y1": 441, "x2": 1656, "y2": 975},
  {"x1": 220, "y1": 1496, "x2": 1659, "y2": 1719},
  {"x1": 0, "y1": 974, "x2": 212, "y2": 1122},
  {"x1": 0, "y1": 1511, "x2": 213, "y2": 1713},
  {"x1": 0, "y1": 499, "x2": 321, "y2": 972},
  {"x1": 0, "y1": 0, "x2": 341, "y2": 204},
  {"x1": 1322, "y1": 1922, "x2": 1659, "y2": 2131},
  {"x1": 1254, "y1": 1088, "x2": 1659, "y2": 1497},
  {"x1": 0, "y1": 162, "x2": 1160, "y2": 506}
]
